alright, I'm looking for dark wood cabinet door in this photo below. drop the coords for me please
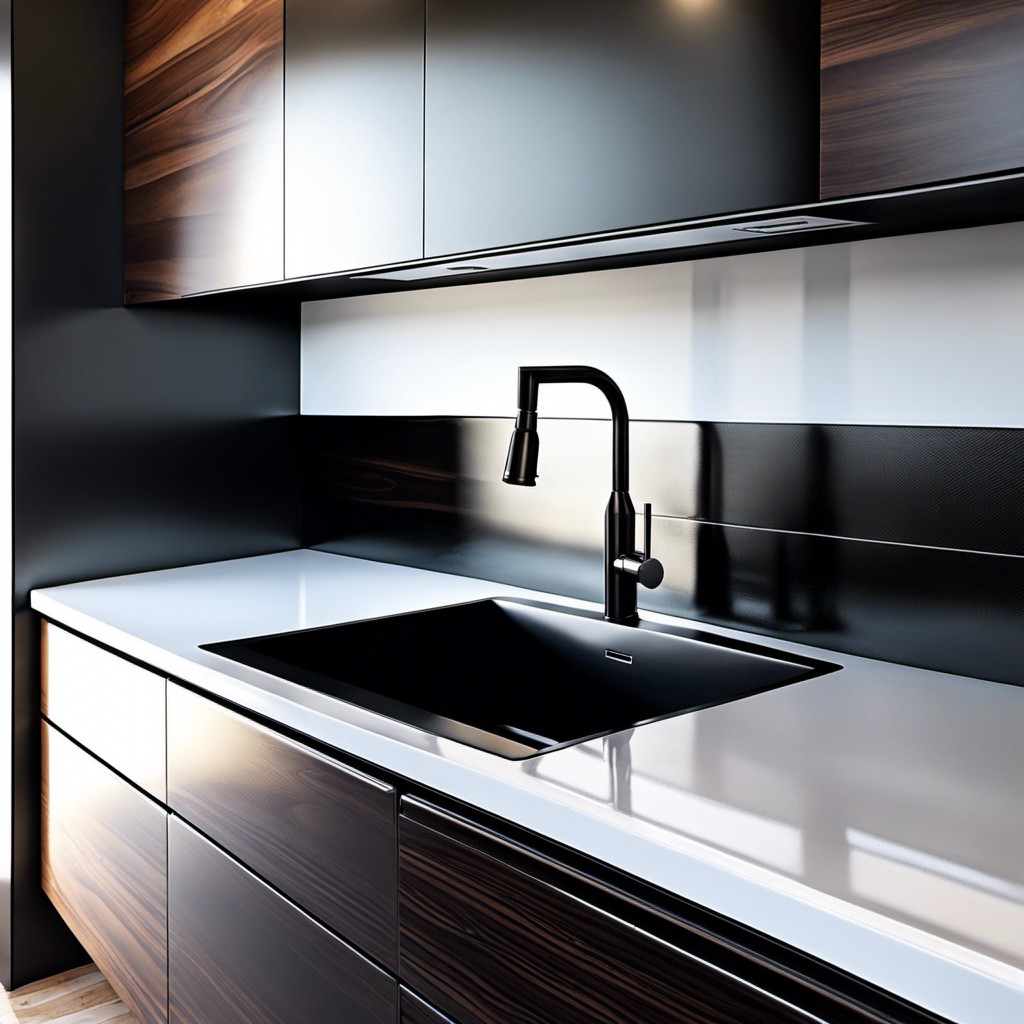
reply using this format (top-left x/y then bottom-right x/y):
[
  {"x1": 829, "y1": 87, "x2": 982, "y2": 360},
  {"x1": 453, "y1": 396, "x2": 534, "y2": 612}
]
[
  {"x1": 125, "y1": 0, "x2": 284, "y2": 302},
  {"x1": 167, "y1": 683, "x2": 398, "y2": 969},
  {"x1": 42, "y1": 621, "x2": 166, "y2": 799},
  {"x1": 285, "y1": 0, "x2": 424, "y2": 277},
  {"x1": 424, "y1": 0, "x2": 819, "y2": 257},
  {"x1": 42, "y1": 723, "x2": 168, "y2": 1024},
  {"x1": 400, "y1": 800, "x2": 893, "y2": 1024},
  {"x1": 821, "y1": 0, "x2": 1024, "y2": 198},
  {"x1": 168, "y1": 817, "x2": 397, "y2": 1024},
  {"x1": 402, "y1": 988, "x2": 459, "y2": 1024}
]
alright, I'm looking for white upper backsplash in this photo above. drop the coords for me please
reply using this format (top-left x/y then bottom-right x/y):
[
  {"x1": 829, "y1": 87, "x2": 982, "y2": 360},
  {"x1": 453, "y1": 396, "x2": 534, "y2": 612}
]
[{"x1": 302, "y1": 221, "x2": 1024, "y2": 427}]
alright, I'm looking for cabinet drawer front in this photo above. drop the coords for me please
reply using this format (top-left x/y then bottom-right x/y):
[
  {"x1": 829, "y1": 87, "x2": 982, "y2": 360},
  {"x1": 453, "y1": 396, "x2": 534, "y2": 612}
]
[
  {"x1": 42, "y1": 723, "x2": 168, "y2": 1024},
  {"x1": 400, "y1": 802, "x2": 850, "y2": 1024},
  {"x1": 169, "y1": 817, "x2": 397, "y2": 1024},
  {"x1": 42, "y1": 621, "x2": 166, "y2": 798},
  {"x1": 167, "y1": 683, "x2": 398, "y2": 968},
  {"x1": 401, "y1": 988, "x2": 459, "y2": 1024}
]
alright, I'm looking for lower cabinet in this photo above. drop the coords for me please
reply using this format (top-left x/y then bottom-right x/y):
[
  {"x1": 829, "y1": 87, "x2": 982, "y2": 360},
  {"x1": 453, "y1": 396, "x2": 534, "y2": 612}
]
[
  {"x1": 42, "y1": 622, "x2": 166, "y2": 799},
  {"x1": 41, "y1": 723, "x2": 168, "y2": 1024},
  {"x1": 401, "y1": 987, "x2": 458, "y2": 1024},
  {"x1": 167, "y1": 682, "x2": 398, "y2": 970},
  {"x1": 401, "y1": 801, "x2": 802, "y2": 1024},
  {"x1": 399, "y1": 799, "x2": 909, "y2": 1024},
  {"x1": 167, "y1": 816, "x2": 397, "y2": 1024},
  {"x1": 40, "y1": 627, "x2": 941, "y2": 1024}
]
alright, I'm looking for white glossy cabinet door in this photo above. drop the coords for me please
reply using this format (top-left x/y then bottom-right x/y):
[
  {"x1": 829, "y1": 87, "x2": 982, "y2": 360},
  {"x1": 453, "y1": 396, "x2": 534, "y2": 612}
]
[{"x1": 285, "y1": 0, "x2": 424, "y2": 278}]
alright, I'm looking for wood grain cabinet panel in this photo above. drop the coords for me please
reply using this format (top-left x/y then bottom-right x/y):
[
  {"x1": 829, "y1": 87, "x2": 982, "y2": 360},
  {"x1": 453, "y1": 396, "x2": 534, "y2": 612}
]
[
  {"x1": 400, "y1": 801, "x2": 894, "y2": 1024},
  {"x1": 285, "y1": 0, "x2": 424, "y2": 277},
  {"x1": 125, "y1": 0, "x2": 284, "y2": 302},
  {"x1": 169, "y1": 817, "x2": 396, "y2": 1024},
  {"x1": 166, "y1": 683, "x2": 398, "y2": 969},
  {"x1": 42, "y1": 621, "x2": 166, "y2": 799},
  {"x1": 401, "y1": 988, "x2": 460, "y2": 1024},
  {"x1": 425, "y1": 0, "x2": 819, "y2": 257},
  {"x1": 42, "y1": 723, "x2": 168, "y2": 1024},
  {"x1": 821, "y1": 0, "x2": 1024, "y2": 197}
]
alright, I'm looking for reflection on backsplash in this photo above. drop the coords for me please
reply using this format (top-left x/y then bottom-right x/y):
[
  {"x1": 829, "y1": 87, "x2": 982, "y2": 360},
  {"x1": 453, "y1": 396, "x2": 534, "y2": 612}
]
[{"x1": 301, "y1": 415, "x2": 1024, "y2": 685}]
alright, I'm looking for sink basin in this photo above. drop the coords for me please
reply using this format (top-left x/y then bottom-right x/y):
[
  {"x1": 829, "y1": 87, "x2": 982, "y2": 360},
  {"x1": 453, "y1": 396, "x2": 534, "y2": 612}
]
[{"x1": 202, "y1": 599, "x2": 838, "y2": 759}]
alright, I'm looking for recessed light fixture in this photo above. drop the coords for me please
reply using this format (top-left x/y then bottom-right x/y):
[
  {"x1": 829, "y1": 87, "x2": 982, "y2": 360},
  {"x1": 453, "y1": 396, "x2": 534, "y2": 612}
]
[
  {"x1": 734, "y1": 217, "x2": 864, "y2": 235},
  {"x1": 354, "y1": 216, "x2": 871, "y2": 281}
]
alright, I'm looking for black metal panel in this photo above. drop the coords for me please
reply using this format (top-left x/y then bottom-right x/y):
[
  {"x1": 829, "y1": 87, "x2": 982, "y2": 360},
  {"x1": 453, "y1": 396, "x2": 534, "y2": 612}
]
[
  {"x1": 693, "y1": 423, "x2": 1024, "y2": 556},
  {"x1": 302, "y1": 416, "x2": 1024, "y2": 686},
  {"x1": 302, "y1": 415, "x2": 466, "y2": 548},
  {"x1": 0, "y1": 0, "x2": 11, "y2": 986},
  {"x1": 303, "y1": 417, "x2": 1024, "y2": 556},
  {"x1": 425, "y1": 0, "x2": 820, "y2": 256},
  {"x1": 9, "y1": 0, "x2": 301, "y2": 989},
  {"x1": 647, "y1": 518, "x2": 1024, "y2": 686}
]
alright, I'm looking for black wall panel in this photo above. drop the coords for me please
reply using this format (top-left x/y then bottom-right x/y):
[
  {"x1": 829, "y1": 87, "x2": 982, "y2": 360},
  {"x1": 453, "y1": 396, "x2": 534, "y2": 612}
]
[
  {"x1": 649, "y1": 519, "x2": 1024, "y2": 686},
  {"x1": 303, "y1": 416, "x2": 1024, "y2": 686},
  {"x1": 8, "y1": 0, "x2": 301, "y2": 988},
  {"x1": 693, "y1": 423, "x2": 1023, "y2": 555}
]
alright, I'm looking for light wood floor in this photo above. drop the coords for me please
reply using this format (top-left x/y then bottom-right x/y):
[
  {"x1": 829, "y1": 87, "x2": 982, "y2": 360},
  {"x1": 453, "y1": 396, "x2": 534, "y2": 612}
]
[{"x1": 0, "y1": 964, "x2": 138, "y2": 1024}]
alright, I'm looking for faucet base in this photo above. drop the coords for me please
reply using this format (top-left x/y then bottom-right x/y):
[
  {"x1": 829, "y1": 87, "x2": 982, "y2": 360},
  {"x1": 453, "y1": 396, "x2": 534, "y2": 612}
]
[{"x1": 605, "y1": 490, "x2": 639, "y2": 625}]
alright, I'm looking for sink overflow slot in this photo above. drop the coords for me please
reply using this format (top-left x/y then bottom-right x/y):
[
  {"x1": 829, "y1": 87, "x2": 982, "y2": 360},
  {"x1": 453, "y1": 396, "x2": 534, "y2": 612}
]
[{"x1": 605, "y1": 649, "x2": 633, "y2": 665}]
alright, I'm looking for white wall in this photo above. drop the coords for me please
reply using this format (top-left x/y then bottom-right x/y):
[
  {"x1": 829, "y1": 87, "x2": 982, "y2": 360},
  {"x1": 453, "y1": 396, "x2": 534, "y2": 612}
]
[{"x1": 302, "y1": 221, "x2": 1024, "y2": 427}]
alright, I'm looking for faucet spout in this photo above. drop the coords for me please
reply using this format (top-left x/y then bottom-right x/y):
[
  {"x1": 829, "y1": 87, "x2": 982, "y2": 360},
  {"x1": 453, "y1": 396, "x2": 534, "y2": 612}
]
[
  {"x1": 502, "y1": 365, "x2": 662, "y2": 625},
  {"x1": 507, "y1": 365, "x2": 630, "y2": 491},
  {"x1": 503, "y1": 409, "x2": 540, "y2": 486}
]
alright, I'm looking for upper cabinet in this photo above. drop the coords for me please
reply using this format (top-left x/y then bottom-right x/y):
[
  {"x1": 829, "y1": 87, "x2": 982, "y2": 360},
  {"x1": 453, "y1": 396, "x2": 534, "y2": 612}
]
[
  {"x1": 123, "y1": 0, "x2": 1024, "y2": 301},
  {"x1": 821, "y1": 0, "x2": 1024, "y2": 198},
  {"x1": 285, "y1": 0, "x2": 425, "y2": 278},
  {"x1": 423, "y1": 0, "x2": 820, "y2": 258},
  {"x1": 125, "y1": 0, "x2": 284, "y2": 302}
]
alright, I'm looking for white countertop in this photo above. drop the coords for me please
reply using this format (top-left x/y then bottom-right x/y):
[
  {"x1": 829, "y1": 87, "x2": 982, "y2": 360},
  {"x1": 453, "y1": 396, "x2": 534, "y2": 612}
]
[{"x1": 31, "y1": 549, "x2": 1024, "y2": 1024}]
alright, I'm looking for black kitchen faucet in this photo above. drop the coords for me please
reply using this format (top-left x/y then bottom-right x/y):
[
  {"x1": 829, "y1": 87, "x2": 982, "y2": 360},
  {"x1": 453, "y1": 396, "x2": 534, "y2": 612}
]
[{"x1": 503, "y1": 365, "x2": 664, "y2": 625}]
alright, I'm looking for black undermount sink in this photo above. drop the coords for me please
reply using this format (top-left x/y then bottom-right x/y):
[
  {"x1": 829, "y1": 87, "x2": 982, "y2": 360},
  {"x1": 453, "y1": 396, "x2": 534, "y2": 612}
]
[{"x1": 202, "y1": 599, "x2": 838, "y2": 759}]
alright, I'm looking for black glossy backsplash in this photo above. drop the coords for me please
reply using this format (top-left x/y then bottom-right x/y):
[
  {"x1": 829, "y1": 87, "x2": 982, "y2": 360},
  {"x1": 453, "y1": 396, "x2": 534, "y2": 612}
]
[
  {"x1": 692, "y1": 423, "x2": 1023, "y2": 554},
  {"x1": 301, "y1": 416, "x2": 1024, "y2": 686}
]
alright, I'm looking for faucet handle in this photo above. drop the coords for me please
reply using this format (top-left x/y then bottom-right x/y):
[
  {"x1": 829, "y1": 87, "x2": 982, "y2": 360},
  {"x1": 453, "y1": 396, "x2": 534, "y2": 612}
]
[
  {"x1": 614, "y1": 503, "x2": 665, "y2": 590},
  {"x1": 638, "y1": 503, "x2": 665, "y2": 588}
]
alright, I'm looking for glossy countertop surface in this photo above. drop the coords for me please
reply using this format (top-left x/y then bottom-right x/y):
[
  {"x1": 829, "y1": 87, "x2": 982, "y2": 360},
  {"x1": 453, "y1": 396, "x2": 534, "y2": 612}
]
[{"x1": 32, "y1": 549, "x2": 1024, "y2": 1024}]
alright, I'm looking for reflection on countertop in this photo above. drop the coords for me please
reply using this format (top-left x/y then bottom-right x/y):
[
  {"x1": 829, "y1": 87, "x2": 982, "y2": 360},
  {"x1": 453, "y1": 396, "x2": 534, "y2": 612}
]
[{"x1": 539, "y1": 669, "x2": 1024, "y2": 970}]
